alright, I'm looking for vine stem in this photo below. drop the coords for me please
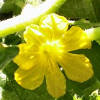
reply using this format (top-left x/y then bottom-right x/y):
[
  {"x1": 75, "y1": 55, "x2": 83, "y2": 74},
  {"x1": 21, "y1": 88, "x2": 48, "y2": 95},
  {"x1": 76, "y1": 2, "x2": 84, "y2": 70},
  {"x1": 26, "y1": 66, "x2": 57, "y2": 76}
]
[
  {"x1": 85, "y1": 27, "x2": 100, "y2": 44},
  {"x1": 0, "y1": 0, "x2": 66, "y2": 37}
]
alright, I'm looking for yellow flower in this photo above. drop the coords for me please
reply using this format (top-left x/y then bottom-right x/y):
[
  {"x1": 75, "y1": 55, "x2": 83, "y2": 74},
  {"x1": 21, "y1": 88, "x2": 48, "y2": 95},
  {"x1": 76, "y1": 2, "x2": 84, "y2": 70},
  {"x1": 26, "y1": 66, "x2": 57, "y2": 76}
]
[{"x1": 14, "y1": 13, "x2": 93, "y2": 98}]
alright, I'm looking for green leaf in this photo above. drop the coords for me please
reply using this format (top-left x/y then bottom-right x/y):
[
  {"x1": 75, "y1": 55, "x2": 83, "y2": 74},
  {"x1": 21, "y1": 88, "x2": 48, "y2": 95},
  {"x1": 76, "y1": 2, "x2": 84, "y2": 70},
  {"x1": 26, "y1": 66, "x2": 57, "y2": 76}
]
[
  {"x1": 69, "y1": 19, "x2": 100, "y2": 29},
  {"x1": 0, "y1": 46, "x2": 19, "y2": 69},
  {"x1": 0, "y1": 0, "x2": 25, "y2": 13},
  {"x1": 0, "y1": 0, "x2": 22, "y2": 19},
  {"x1": 4, "y1": 33, "x2": 22, "y2": 45},
  {"x1": 57, "y1": 0, "x2": 100, "y2": 22}
]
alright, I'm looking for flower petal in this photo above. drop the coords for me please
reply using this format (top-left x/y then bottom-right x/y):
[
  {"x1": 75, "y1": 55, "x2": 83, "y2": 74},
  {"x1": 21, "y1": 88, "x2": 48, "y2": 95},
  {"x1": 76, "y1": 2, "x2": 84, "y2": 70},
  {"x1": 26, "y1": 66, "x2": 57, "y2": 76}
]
[
  {"x1": 59, "y1": 53, "x2": 93, "y2": 82},
  {"x1": 14, "y1": 43, "x2": 38, "y2": 70},
  {"x1": 45, "y1": 58, "x2": 66, "y2": 98},
  {"x1": 24, "y1": 24, "x2": 45, "y2": 44},
  {"x1": 15, "y1": 65, "x2": 44, "y2": 90},
  {"x1": 40, "y1": 13, "x2": 68, "y2": 39},
  {"x1": 62, "y1": 26, "x2": 91, "y2": 51}
]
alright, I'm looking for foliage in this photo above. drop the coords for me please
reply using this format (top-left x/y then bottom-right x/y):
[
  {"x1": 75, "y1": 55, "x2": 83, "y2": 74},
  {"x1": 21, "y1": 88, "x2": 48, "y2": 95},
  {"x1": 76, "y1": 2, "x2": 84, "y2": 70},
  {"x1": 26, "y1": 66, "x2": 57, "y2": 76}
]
[{"x1": 0, "y1": 0, "x2": 100, "y2": 100}]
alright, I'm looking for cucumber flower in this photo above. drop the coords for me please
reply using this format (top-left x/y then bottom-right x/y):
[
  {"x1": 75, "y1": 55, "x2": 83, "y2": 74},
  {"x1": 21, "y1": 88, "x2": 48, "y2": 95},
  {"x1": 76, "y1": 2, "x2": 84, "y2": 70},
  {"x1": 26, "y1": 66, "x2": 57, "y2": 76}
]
[{"x1": 14, "y1": 14, "x2": 93, "y2": 98}]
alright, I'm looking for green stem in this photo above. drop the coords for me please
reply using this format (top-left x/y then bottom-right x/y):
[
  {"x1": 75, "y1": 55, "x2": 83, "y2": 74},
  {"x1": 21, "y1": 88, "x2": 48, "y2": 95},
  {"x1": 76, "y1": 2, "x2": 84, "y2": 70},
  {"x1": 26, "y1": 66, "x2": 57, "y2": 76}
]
[
  {"x1": 0, "y1": 0, "x2": 66, "y2": 37},
  {"x1": 85, "y1": 27, "x2": 100, "y2": 44}
]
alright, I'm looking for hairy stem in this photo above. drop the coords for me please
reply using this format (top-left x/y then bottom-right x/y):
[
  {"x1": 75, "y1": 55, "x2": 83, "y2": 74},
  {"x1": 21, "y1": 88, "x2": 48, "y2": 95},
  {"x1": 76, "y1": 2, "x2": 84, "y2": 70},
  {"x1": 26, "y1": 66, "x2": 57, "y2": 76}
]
[{"x1": 0, "y1": 0, "x2": 66, "y2": 37}]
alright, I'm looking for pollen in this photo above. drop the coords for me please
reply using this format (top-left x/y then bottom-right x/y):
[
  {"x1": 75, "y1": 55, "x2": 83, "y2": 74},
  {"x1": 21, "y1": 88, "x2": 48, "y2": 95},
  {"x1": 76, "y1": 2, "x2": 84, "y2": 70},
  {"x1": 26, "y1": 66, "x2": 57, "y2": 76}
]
[{"x1": 39, "y1": 39, "x2": 64, "y2": 56}]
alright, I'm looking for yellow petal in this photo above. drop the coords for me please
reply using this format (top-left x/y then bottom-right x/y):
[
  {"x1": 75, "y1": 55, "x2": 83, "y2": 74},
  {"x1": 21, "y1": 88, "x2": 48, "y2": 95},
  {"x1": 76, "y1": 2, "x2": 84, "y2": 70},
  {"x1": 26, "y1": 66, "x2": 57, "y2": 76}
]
[
  {"x1": 14, "y1": 43, "x2": 38, "y2": 70},
  {"x1": 40, "y1": 13, "x2": 68, "y2": 39},
  {"x1": 45, "y1": 58, "x2": 66, "y2": 98},
  {"x1": 62, "y1": 26, "x2": 91, "y2": 51},
  {"x1": 15, "y1": 65, "x2": 44, "y2": 90},
  {"x1": 24, "y1": 24, "x2": 45, "y2": 44},
  {"x1": 59, "y1": 53, "x2": 93, "y2": 82}
]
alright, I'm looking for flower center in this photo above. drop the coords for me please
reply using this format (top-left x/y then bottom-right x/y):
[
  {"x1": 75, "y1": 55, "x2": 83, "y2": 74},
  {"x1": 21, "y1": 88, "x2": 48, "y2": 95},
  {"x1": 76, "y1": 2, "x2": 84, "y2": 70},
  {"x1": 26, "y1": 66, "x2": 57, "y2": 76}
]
[{"x1": 39, "y1": 40, "x2": 64, "y2": 56}]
